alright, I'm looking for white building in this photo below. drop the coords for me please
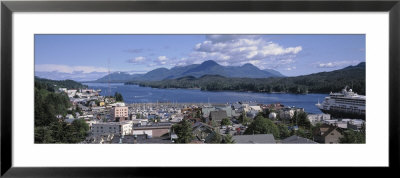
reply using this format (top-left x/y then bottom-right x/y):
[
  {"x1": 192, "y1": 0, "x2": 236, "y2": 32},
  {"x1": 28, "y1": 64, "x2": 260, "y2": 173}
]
[
  {"x1": 110, "y1": 102, "x2": 126, "y2": 107},
  {"x1": 86, "y1": 120, "x2": 99, "y2": 129},
  {"x1": 67, "y1": 89, "x2": 77, "y2": 97},
  {"x1": 279, "y1": 109, "x2": 294, "y2": 120},
  {"x1": 249, "y1": 105, "x2": 262, "y2": 112},
  {"x1": 269, "y1": 112, "x2": 277, "y2": 119},
  {"x1": 307, "y1": 114, "x2": 331, "y2": 125},
  {"x1": 131, "y1": 119, "x2": 148, "y2": 126},
  {"x1": 59, "y1": 88, "x2": 67, "y2": 93},
  {"x1": 91, "y1": 121, "x2": 133, "y2": 136},
  {"x1": 347, "y1": 119, "x2": 365, "y2": 130},
  {"x1": 323, "y1": 120, "x2": 348, "y2": 129},
  {"x1": 91, "y1": 106, "x2": 106, "y2": 112},
  {"x1": 132, "y1": 130, "x2": 153, "y2": 138},
  {"x1": 279, "y1": 107, "x2": 305, "y2": 120}
]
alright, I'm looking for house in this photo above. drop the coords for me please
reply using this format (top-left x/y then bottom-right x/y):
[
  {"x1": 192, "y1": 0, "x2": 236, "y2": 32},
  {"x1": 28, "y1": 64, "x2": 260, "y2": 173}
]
[
  {"x1": 232, "y1": 103, "x2": 242, "y2": 111},
  {"x1": 209, "y1": 110, "x2": 228, "y2": 124},
  {"x1": 313, "y1": 124, "x2": 343, "y2": 144},
  {"x1": 279, "y1": 107, "x2": 304, "y2": 120},
  {"x1": 232, "y1": 134, "x2": 276, "y2": 144},
  {"x1": 218, "y1": 105, "x2": 235, "y2": 117},
  {"x1": 191, "y1": 122, "x2": 215, "y2": 142},
  {"x1": 281, "y1": 135, "x2": 318, "y2": 144},
  {"x1": 202, "y1": 106, "x2": 216, "y2": 118}
]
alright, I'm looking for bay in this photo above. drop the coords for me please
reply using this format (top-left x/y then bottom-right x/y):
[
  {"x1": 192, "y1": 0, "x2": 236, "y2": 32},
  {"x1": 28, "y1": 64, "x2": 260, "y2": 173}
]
[{"x1": 83, "y1": 83, "x2": 328, "y2": 114}]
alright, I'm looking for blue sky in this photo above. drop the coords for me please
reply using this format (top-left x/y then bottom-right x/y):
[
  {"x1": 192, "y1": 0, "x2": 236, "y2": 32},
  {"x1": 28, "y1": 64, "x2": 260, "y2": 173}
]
[{"x1": 35, "y1": 34, "x2": 365, "y2": 80}]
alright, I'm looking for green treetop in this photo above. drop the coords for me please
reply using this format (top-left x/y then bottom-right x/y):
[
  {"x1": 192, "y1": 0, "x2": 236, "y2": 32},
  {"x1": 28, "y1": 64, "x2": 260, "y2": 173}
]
[
  {"x1": 244, "y1": 116, "x2": 279, "y2": 138},
  {"x1": 221, "y1": 118, "x2": 231, "y2": 126},
  {"x1": 114, "y1": 92, "x2": 124, "y2": 102},
  {"x1": 172, "y1": 119, "x2": 194, "y2": 143}
]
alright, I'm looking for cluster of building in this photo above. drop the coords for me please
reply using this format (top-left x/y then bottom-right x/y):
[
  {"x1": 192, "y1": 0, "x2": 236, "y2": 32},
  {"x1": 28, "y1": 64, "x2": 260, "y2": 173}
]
[{"x1": 57, "y1": 88, "x2": 365, "y2": 144}]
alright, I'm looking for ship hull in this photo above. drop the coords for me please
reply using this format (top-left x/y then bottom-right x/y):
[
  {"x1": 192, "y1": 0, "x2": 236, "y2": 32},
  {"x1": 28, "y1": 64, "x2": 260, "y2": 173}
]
[{"x1": 319, "y1": 109, "x2": 365, "y2": 120}]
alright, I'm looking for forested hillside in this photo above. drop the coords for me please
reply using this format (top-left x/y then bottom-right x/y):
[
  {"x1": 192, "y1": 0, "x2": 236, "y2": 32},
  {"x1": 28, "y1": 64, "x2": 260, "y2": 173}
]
[
  {"x1": 127, "y1": 62, "x2": 365, "y2": 95},
  {"x1": 34, "y1": 78, "x2": 89, "y2": 143}
]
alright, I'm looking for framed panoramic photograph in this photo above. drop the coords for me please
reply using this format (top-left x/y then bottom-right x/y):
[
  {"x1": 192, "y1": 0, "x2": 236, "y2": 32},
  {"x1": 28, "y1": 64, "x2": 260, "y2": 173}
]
[{"x1": 1, "y1": 0, "x2": 399, "y2": 177}]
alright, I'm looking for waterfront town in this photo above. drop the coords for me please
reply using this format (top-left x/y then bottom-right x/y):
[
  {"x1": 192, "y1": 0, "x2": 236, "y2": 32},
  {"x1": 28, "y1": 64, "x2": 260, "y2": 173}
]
[{"x1": 54, "y1": 86, "x2": 365, "y2": 144}]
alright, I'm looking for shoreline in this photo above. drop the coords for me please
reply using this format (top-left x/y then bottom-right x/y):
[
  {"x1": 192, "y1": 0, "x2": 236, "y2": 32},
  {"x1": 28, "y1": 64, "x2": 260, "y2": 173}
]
[{"x1": 87, "y1": 82, "x2": 316, "y2": 95}]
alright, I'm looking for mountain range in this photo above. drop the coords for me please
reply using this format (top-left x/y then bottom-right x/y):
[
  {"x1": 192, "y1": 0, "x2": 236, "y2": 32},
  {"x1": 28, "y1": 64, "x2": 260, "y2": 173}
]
[
  {"x1": 93, "y1": 60, "x2": 284, "y2": 82},
  {"x1": 130, "y1": 62, "x2": 366, "y2": 95}
]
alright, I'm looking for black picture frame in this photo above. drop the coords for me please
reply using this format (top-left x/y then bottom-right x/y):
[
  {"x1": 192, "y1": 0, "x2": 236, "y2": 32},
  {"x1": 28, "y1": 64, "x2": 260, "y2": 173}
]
[{"x1": 1, "y1": 0, "x2": 399, "y2": 177}]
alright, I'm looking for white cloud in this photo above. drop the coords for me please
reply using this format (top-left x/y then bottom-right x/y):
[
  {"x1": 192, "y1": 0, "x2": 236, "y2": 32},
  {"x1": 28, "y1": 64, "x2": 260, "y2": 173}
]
[
  {"x1": 319, "y1": 62, "x2": 334, "y2": 68},
  {"x1": 147, "y1": 56, "x2": 170, "y2": 66},
  {"x1": 187, "y1": 35, "x2": 302, "y2": 68},
  {"x1": 147, "y1": 63, "x2": 158, "y2": 67},
  {"x1": 127, "y1": 56, "x2": 146, "y2": 63},
  {"x1": 35, "y1": 64, "x2": 108, "y2": 74},
  {"x1": 248, "y1": 60, "x2": 261, "y2": 65},
  {"x1": 316, "y1": 60, "x2": 361, "y2": 68},
  {"x1": 158, "y1": 56, "x2": 168, "y2": 61},
  {"x1": 285, "y1": 66, "x2": 297, "y2": 71}
]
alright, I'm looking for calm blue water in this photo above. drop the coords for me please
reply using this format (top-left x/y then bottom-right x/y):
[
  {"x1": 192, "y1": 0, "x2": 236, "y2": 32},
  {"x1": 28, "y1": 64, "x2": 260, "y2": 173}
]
[{"x1": 83, "y1": 83, "x2": 327, "y2": 114}]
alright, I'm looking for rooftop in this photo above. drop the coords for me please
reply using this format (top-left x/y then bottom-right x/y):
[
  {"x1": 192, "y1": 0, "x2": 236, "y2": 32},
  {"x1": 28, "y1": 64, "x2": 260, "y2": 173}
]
[
  {"x1": 111, "y1": 135, "x2": 173, "y2": 144},
  {"x1": 232, "y1": 134, "x2": 276, "y2": 144},
  {"x1": 93, "y1": 121, "x2": 132, "y2": 126},
  {"x1": 281, "y1": 135, "x2": 318, "y2": 144}
]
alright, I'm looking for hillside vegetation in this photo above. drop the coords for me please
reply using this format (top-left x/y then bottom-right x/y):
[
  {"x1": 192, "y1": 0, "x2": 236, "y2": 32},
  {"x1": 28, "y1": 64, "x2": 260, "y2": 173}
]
[{"x1": 126, "y1": 62, "x2": 365, "y2": 95}]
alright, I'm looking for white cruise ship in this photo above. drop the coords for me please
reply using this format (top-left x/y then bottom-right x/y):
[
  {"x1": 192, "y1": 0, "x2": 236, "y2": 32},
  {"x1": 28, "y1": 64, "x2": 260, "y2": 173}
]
[{"x1": 316, "y1": 86, "x2": 365, "y2": 119}]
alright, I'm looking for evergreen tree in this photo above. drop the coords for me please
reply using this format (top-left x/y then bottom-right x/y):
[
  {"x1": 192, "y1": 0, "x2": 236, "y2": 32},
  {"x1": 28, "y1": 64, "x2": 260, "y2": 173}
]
[
  {"x1": 34, "y1": 126, "x2": 54, "y2": 143},
  {"x1": 221, "y1": 118, "x2": 231, "y2": 126},
  {"x1": 172, "y1": 119, "x2": 194, "y2": 143},
  {"x1": 208, "y1": 131, "x2": 222, "y2": 143},
  {"x1": 114, "y1": 92, "x2": 124, "y2": 102},
  {"x1": 277, "y1": 124, "x2": 290, "y2": 139},
  {"x1": 34, "y1": 78, "x2": 90, "y2": 143},
  {"x1": 222, "y1": 134, "x2": 235, "y2": 144},
  {"x1": 238, "y1": 112, "x2": 251, "y2": 126},
  {"x1": 339, "y1": 124, "x2": 365, "y2": 143}
]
